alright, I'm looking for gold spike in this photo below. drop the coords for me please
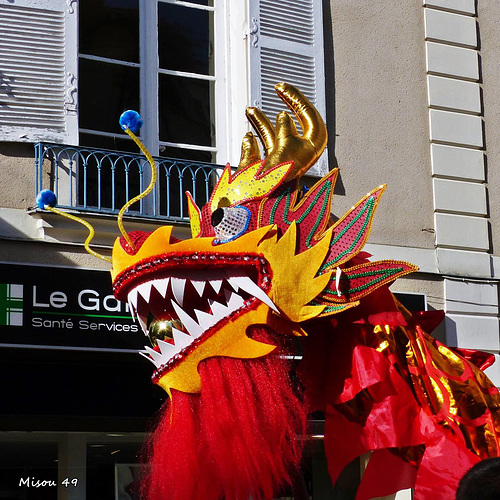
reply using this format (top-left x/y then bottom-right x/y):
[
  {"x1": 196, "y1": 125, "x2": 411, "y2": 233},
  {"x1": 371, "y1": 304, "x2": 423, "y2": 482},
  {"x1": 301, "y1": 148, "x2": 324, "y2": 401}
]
[
  {"x1": 245, "y1": 107, "x2": 276, "y2": 157},
  {"x1": 238, "y1": 83, "x2": 328, "y2": 180},
  {"x1": 238, "y1": 131, "x2": 262, "y2": 171}
]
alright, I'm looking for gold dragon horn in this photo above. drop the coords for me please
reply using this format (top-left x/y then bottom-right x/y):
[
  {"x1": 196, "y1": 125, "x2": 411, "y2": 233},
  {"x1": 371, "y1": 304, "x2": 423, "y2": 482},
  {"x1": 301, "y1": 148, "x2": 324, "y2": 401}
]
[{"x1": 238, "y1": 82, "x2": 328, "y2": 180}]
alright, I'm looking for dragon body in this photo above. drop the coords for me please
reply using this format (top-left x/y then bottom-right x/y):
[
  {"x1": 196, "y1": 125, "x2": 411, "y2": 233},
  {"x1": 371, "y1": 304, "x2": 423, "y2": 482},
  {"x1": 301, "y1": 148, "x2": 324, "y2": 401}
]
[{"x1": 110, "y1": 84, "x2": 500, "y2": 499}]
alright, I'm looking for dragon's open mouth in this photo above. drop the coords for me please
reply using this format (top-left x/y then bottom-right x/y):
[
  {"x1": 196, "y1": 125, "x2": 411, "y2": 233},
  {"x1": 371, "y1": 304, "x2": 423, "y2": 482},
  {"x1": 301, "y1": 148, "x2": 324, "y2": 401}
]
[{"x1": 124, "y1": 265, "x2": 278, "y2": 377}]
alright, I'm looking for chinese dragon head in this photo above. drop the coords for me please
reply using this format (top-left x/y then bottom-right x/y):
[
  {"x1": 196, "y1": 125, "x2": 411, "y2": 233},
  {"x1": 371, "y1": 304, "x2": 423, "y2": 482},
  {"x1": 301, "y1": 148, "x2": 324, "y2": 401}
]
[
  {"x1": 101, "y1": 84, "x2": 500, "y2": 499},
  {"x1": 111, "y1": 84, "x2": 416, "y2": 395}
]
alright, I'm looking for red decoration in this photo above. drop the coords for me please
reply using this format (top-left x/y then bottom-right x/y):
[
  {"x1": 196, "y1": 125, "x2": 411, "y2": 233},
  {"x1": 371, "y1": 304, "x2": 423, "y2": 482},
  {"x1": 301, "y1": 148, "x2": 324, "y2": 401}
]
[{"x1": 142, "y1": 328, "x2": 307, "y2": 500}]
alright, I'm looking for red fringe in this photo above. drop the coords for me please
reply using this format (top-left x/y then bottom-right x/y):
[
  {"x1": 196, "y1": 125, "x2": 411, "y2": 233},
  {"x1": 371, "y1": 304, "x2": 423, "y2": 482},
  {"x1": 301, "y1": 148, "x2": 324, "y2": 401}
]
[{"x1": 142, "y1": 328, "x2": 307, "y2": 500}]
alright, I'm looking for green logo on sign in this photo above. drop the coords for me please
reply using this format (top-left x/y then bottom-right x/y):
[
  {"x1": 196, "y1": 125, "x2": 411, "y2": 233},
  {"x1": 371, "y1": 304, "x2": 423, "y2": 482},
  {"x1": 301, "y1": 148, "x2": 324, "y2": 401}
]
[{"x1": 0, "y1": 284, "x2": 23, "y2": 326}]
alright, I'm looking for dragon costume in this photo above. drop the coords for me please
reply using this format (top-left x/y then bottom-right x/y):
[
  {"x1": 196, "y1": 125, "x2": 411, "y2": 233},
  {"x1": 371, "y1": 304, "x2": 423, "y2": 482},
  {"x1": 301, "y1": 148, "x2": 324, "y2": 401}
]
[{"x1": 39, "y1": 84, "x2": 500, "y2": 499}]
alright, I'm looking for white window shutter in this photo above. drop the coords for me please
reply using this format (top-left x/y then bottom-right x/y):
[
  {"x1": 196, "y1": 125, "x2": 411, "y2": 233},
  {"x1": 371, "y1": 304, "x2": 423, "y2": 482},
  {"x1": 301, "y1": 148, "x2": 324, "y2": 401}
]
[
  {"x1": 249, "y1": 0, "x2": 328, "y2": 176},
  {"x1": 0, "y1": 0, "x2": 78, "y2": 145}
]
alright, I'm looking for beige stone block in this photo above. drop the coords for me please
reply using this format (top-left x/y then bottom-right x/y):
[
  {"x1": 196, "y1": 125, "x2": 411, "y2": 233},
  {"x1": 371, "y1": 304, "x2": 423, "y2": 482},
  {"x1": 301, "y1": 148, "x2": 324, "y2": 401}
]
[
  {"x1": 433, "y1": 178, "x2": 487, "y2": 215},
  {"x1": 426, "y1": 42, "x2": 479, "y2": 80},
  {"x1": 423, "y1": 0, "x2": 476, "y2": 15},
  {"x1": 429, "y1": 109, "x2": 483, "y2": 147},
  {"x1": 445, "y1": 279, "x2": 498, "y2": 315},
  {"x1": 424, "y1": 9, "x2": 477, "y2": 47},
  {"x1": 431, "y1": 144, "x2": 485, "y2": 181},
  {"x1": 445, "y1": 314, "x2": 500, "y2": 350},
  {"x1": 435, "y1": 213, "x2": 489, "y2": 250},
  {"x1": 428, "y1": 75, "x2": 481, "y2": 114},
  {"x1": 437, "y1": 248, "x2": 492, "y2": 278}
]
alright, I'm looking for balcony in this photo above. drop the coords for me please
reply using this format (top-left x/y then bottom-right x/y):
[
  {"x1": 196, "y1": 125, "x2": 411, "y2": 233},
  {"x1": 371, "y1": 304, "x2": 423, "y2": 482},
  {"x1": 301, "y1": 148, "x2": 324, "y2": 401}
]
[{"x1": 34, "y1": 143, "x2": 224, "y2": 222}]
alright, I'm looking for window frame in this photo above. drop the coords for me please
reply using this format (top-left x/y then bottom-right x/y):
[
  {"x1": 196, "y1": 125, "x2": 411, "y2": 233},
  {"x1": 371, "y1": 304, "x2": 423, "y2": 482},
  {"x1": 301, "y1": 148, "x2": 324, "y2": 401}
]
[
  {"x1": 0, "y1": 0, "x2": 327, "y2": 212},
  {"x1": 78, "y1": 0, "x2": 222, "y2": 161}
]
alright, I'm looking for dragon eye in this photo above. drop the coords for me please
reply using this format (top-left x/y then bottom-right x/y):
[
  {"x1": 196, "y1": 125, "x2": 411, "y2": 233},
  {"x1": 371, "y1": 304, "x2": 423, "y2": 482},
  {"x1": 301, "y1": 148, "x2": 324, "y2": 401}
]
[
  {"x1": 211, "y1": 208, "x2": 224, "y2": 227},
  {"x1": 211, "y1": 206, "x2": 251, "y2": 244}
]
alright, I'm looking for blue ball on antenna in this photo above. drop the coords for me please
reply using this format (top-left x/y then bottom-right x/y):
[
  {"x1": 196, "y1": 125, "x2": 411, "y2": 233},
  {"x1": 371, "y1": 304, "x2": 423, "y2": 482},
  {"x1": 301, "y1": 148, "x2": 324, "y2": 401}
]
[
  {"x1": 119, "y1": 110, "x2": 143, "y2": 134},
  {"x1": 36, "y1": 189, "x2": 57, "y2": 209}
]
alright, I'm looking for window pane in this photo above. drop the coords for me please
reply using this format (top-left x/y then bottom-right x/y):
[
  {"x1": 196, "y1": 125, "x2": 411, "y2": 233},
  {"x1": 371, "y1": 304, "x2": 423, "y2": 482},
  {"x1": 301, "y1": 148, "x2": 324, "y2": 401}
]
[
  {"x1": 159, "y1": 74, "x2": 213, "y2": 147},
  {"x1": 79, "y1": 59, "x2": 139, "y2": 135},
  {"x1": 0, "y1": 441, "x2": 58, "y2": 500},
  {"x1": 87, "y1": 441, "x2": 144, "y2": 499},
  {"x1": 173, "y1": 0, "x2": 212, "y2": 5},
  {"x1": 80, "y1": 0, "x2": 139, "y2": 63},
  {"x1": 158, "y1": 3, "x2": 213, "y2": 75},
  {"x1": 79, "y1": 134, "x2": 139, "y2": 154},
  {"x1": 159, "y1": 146, "x2": 213, "y2": 162}
]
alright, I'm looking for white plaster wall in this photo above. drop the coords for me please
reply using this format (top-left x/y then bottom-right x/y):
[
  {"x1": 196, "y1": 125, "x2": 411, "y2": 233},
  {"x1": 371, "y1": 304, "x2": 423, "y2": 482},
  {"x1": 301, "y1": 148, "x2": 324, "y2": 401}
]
[
  {"x1": 422, "y1": 1, "x2": 500, "y2": 367},
  {"x1": 0, "y1": 143, "x2": 36, "y2": 209},
  {"x1": 477, "y1": 1, "x2": 500, "y2": 256},
  {"x1": 327, "y1": 1, "x2": 435, "y2": 249}
]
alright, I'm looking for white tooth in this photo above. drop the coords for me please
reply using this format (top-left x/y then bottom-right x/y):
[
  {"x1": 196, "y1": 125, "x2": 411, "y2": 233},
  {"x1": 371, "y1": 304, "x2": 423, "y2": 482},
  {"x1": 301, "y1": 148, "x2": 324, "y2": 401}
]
[
  {"x1": 157, "y1": 339, "x2": 180, "y2": 359},
  {"x1": 153, "y1": 278, "x2": 169, "y2": 298},
  {"x1": 138, "y1": 314, "x2": 148, "y2": 335},
  {"x1": 137, "y1": 282, "x2": 153, "y2": 303},
  {"x1": 228, "y1": 275, "x2": 278, "y2": 312},
  {"x1": 172, "y1": 328, "x2": 193, "y2": 350},
  {"x1": 226, "y1": 275, "x2": 240, "y2": 292},
  {"x1": 127, "y1": 289, "x2": 138, "y2": 321},
  {"x1": 171, "y1": 277, "x2": 186, "y2": 306},
  {"x1": 128, "y1": 288, "x2": 139, "y2": 311},
  {"x1": 226, "y1": 291, "x2": 245, "y2": 311},
  {"x1": 209, "y1": 279, "x2": 223, "y2": 294},
  {"x1": 143, "y1": 346, "x2": 164, "y2": 367},
  {"x1": 209, "y1": 299, "x2": 228, "y2": 319},
  {"x1": 191, "y1": 279, "x2": 206, "y2": 296},
  {"x1": 171, "y1": 300, "x2": 203, "y2": 338},
  {"x1": 127, "y1": 298, "x2": 137, "y2": 321},
  {"x1": 194, "y1": 308, "x2": 217, "y2": 330},
  {"x1": 139, "y1": 350, "x2": 157, "y2": 367}
]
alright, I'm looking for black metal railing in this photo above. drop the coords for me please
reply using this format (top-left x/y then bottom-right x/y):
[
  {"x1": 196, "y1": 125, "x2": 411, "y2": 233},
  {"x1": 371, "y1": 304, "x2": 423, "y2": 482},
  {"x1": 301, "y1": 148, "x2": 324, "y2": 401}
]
[{"x1": 35, "y1": 143, "x2": 224, "y2": 221}]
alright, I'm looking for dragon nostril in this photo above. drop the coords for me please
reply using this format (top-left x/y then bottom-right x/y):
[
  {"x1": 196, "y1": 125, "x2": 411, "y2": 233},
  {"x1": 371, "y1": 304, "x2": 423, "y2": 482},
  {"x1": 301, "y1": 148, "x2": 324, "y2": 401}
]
[{"x1": 211, "y1": 208, "x2": 224, "y2": 227}]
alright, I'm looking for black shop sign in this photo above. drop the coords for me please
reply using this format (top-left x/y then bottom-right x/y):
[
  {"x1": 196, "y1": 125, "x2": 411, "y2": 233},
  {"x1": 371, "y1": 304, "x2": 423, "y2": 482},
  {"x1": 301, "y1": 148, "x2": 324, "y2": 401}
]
[{"x1": 0, "y1": 263, "x2": 143, "y2": 350}]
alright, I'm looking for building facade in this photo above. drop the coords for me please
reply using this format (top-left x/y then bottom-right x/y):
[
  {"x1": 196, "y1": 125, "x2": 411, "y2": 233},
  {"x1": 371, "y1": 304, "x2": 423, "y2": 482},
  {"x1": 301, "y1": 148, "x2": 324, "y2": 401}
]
[{"x1": 0, "y1": 0, "x2": 498, "y2": 498}]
